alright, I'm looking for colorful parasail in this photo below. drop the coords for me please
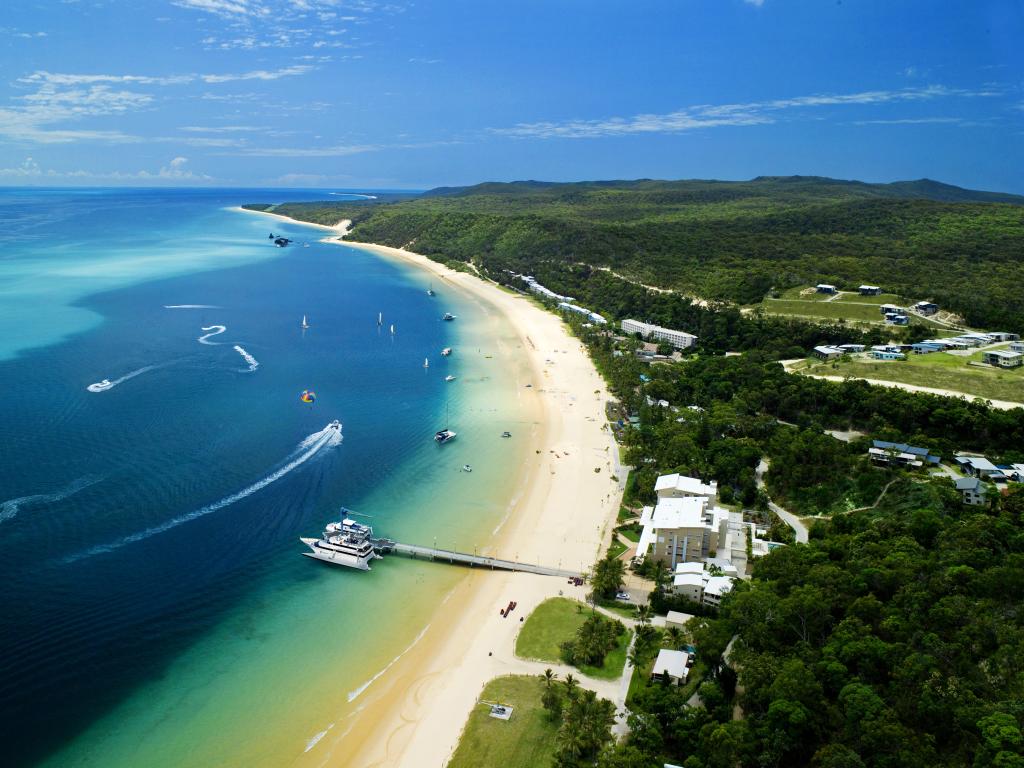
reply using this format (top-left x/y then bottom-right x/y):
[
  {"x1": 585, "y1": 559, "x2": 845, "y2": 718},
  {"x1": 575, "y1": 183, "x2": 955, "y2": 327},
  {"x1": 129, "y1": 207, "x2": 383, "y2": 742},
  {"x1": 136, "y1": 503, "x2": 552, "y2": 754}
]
[{"x1": 300, "y1": 390, "x2": 316, "y2": 404}]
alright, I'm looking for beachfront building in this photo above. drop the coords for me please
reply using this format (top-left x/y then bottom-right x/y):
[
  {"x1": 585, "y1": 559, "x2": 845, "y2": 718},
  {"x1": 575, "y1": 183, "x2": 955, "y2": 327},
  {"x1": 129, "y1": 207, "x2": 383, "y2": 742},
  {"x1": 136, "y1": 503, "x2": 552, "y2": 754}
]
[
  {"x1": 557, "y1": 301, "x2": 607, "y2": 325},
  {"x1": 620, "y1": 319, "x2": 698, "y2": 350},
  {"x1": 859, "y1": 285, "x2": 882, "y2": 295},
  {"x1": 982, "y1": 350, "x2": 1023, "y2": 368},
  {"x1": 521, "y1": 276, "x2": 573, "y2": 303},
  {"x1": 816, "y1": 283, "x2": 837, "y2": 294},
  {"x1": 637, "y1": 497, "x2": 729, "y2": 567},
  {"x1": 651, "y1": 649, "x2": 690, "y2": 686},
  {"x1": 655, "y1": 473, "x2": 718, "y2": 500}
]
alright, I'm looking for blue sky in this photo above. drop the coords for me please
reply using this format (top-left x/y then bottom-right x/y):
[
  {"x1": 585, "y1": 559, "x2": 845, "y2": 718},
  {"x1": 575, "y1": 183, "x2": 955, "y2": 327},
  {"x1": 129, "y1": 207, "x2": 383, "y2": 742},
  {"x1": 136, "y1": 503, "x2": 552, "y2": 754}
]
[{"x1": 0, "y1": 0, "x2": 1021, "y2": 191}]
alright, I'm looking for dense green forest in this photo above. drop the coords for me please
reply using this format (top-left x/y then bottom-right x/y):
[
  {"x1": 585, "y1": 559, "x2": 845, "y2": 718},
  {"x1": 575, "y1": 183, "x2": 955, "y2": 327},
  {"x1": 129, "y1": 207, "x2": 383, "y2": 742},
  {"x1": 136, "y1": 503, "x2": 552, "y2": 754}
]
[
  {"x1": 600, "y1": 482, "x2": 1024, "y2": 768},
  {"x1": 246, "y1": 175, "x2": 1024, "y2": 332}
]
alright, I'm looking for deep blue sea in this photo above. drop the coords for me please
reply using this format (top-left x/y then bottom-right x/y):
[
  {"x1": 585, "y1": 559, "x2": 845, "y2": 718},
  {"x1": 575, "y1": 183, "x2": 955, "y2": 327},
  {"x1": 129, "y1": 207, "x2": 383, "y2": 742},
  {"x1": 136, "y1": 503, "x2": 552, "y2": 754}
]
[{"x1": 0, "y1": 188, "x2": 533, "y2": 767}]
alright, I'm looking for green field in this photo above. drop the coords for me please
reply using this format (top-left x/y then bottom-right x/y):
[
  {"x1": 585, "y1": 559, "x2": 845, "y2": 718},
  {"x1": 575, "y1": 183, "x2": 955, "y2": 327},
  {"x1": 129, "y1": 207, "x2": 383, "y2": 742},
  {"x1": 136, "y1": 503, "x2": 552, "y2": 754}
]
[
  {"x1": 762, "y1": 298, "x2": 896, "y2": 323},
  {"x1": 515, "y1": 598, "x2": 630, "y2": 680},
  {"x1": 448, "y1": 676, "x2": 558, "y2": 768},
  {"x1": 801, "y1": 351, "x2": 1024, "y2": 403},
  {"x1": 833, "y1": 291, "x2": 904, "y2": 305}
]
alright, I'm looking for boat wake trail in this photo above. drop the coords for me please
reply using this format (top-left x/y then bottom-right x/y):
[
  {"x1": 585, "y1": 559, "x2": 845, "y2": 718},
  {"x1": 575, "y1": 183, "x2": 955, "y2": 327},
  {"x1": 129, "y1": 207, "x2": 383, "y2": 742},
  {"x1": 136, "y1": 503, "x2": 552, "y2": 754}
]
[
  {"x1": 164, "y1": 304, "x2": 220, "y2": 309},
  {"x1": 233, "y1": 345, "x2": 259, "y2": 372},
  {"x1": 63, "y1": 423, "x2": 343, "y2": 563},
  {"x1": 197, "y1": 325, "x2": 227, "y2": 345},
  {"x1": 1, "y1": 476, "x2": 103, "y2": 525},
  {"x1": 87, "y1": 365, "x2": 159, "y2": 393}
]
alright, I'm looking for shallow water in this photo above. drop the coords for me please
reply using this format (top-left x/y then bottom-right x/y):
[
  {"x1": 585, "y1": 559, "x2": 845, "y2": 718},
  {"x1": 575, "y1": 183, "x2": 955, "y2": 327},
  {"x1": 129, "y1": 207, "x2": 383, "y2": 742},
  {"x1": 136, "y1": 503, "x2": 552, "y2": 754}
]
[{"x1": 0, "y1": 189, "x2": 533, "y2": 766}]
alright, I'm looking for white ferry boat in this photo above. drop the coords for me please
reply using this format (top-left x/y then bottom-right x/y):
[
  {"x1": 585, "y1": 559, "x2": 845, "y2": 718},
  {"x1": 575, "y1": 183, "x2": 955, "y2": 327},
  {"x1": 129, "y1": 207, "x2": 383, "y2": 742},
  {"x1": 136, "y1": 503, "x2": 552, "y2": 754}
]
[{"x1": 301, "y1": 515, "x2": 380, "y2": 570}]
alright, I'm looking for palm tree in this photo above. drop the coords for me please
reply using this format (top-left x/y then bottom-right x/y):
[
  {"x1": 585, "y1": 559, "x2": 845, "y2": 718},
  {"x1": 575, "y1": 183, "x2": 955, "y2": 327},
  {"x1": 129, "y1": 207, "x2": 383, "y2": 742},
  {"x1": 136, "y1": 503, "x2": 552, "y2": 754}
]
[
  {"x1": 635, "y1": 603, "x2": 652, "y2": 627},
  {"x1": 666, "y1": 626, "x2": 684, "y2": 649},
  {"x1": 627, "y1": 645, "x2": 644, "y2": 670},
  {"x1": 542, "y1": 668, "x2": 557, "y2": 689},
  {"x1": 562, "y1": 673, "x2": 578, "y2": 700}
]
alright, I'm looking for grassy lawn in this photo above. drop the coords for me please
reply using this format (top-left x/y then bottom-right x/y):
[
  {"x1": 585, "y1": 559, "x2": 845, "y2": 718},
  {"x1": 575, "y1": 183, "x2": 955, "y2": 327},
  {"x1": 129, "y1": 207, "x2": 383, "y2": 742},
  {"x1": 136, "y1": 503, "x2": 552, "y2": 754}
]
[
  {"x1": 833, "y1": 291, "x2": 904, "y2": 305},
  {"x1": 763, "y1": 298, "x2": 898, "y2": 323},
  {"x1": 616, "y1": 523, "x2": 642, "y2": 542},
  {"x1": 448, "y1": 675, "x2": 558, "y2": 768},
  {"x1": 775, "y1": 286, "x2": 834, "y2": 301},
  {"x1": 516, "y1": 598, "x2": 631, "y2": 680},
  {"x1": 801, "y1": 353, "x2": 1024, "y2": 402},
  {"x1": 607, "y1": 539, "x2": 627, "y2": 560}
]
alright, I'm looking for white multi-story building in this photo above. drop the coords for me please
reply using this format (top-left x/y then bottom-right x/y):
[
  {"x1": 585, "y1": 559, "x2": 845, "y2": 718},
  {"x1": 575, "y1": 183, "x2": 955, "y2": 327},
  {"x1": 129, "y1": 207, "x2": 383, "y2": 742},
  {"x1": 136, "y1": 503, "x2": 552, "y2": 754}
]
[
  {"x1": 655, "y1": 473, "x2": 718, "y2": 500},
  {"x1": 669, "y1": 562, "x2": 737, "y2": 607},
  {"x1": 620, "y1": 319, "x2": 697, "y2": 349}
]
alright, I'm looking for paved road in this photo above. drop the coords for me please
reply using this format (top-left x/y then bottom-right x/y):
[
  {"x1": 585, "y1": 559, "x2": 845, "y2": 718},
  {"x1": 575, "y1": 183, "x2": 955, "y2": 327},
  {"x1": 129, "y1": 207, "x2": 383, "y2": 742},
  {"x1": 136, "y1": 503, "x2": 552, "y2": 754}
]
[{"x1": 755, "y1": 459, "x2": 809, "y2": 544}]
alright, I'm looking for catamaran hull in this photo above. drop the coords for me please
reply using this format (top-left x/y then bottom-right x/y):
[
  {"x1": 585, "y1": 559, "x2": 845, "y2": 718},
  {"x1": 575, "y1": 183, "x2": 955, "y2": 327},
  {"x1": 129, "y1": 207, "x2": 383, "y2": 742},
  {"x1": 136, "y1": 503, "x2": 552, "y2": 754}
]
[{"x1": 300, "y1": 537, "x2": 376, "y2": 570}]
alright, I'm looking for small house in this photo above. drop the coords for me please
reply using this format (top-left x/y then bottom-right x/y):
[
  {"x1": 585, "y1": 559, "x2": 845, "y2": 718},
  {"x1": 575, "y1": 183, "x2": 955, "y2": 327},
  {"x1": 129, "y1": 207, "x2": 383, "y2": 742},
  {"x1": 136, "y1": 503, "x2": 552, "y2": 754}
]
[
  {"x1": 911, "y1": 342, "x2": 944, "y2": 354},
  {"x1": 955, "y1": 456, "x2": 1001, "y2": 479},
  {"x1": 872, "y1": 440, "x2": 940, "y2": 464},
  {"x1": 816, "y1": 283, "x2": 837, "y2": 294},
  {"x1": 914, "y1": 301, "x2": 939, "y2": 315},
  {"x1": 838, "y1": 343, "x2": 866, "y2": 353},
  {"x1": 982, "y1": 350, "x2": 1023, "y2": 369},
  {"x1": 884, "y1": 313, "x2": 909, "y2": 326},
  {"x1": 1010, "y1": 341, "x2": 1024, "y2": 353},
  {"x1": 989, "y1": 332, "x2": 1019, "y2": 342},
  {"x1": 955, "y1": 477, "x2": 986, "y2": 506},
  {"x1": 651, "y1": 649, "x2": 690, "y2": 686},
  {"x1": 879, "y1": 303, "x2": 902, "y2": 315},
  {"x1": 870, "y1": 350, "x2": 905, "y2": 360},
  {"x1": 859, "y1": 285, "x2": 882, "y2": 295},
  {"x1": 813, "y1": 345, "x2": 845, "y2": 361}
]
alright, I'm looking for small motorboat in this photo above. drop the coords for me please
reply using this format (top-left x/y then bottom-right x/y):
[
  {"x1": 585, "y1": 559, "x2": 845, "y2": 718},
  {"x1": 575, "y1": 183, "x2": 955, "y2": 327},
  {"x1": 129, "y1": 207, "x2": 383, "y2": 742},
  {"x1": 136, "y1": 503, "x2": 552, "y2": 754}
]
[
  {"x1": 462, "y1": 464, "x2": 473, "y2": 473},
  {"x1": 87, "y1": 379, "x2": 113, "y2": 392},
  {"x1": 442, "y1": 313, "x2": 456, "y2": 321},
  {"x1": 441, "y1": 347, "x2": 452, "y2": 356},
  {"x1": 329, "y1": 420, "x2": 342, "y2": 431},
  {"x1": 501, "y1": 431, "x2": 511, "y2": 438},
  {"x1": 445, "y1": 375, "x2": 456, "y2": 382}
]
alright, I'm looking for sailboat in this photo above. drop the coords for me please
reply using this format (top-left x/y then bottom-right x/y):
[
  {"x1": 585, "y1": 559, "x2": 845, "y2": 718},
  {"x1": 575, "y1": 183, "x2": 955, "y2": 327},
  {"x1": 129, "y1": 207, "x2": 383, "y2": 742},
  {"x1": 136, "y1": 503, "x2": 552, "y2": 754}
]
[
  {"x1": 434, "y1": 401, "x2": 456, "y2": 444},
  {"x1": 377, "y1": 311, "x2": 383, "y2": 326},
  {"x1": 390, "y1": 324, "x2": 395, "y2": 335},
  {"x1": 301, "y1": 315, "x2": 310, "y2": 329},
  {"x1": 423, "y1": 357, "x2": 430, "y2": 369},
  {"x1": 427, "y1": 283, "x2": 435, "y2": 297}
]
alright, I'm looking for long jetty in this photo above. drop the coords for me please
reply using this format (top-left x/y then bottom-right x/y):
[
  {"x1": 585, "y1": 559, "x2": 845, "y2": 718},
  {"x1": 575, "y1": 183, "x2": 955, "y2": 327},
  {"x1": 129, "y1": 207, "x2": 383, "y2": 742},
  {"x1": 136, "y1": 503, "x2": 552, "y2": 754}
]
[{"x1": 376, "y1": 539, "x2": 583, "y2": 579}]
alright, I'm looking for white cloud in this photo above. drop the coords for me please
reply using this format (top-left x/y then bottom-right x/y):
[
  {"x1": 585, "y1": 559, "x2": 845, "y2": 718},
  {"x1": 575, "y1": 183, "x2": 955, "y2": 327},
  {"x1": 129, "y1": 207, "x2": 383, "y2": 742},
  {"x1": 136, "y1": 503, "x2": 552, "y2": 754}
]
[
  {"x1": 200, "y1": 65, "x2": 313, "y2": 83},
  {"x1": 853, "y1": 117, "x2": 965, "y2": 125},
  {"x1": 492, "y1": 85, "x2": 1000, "y2": 140},
  {"x1": 0, "y1": 156, "x2": 214, "y2": 182},
  {"x1": 170, "y1": 0, "x2": 262, "y2": 17}
]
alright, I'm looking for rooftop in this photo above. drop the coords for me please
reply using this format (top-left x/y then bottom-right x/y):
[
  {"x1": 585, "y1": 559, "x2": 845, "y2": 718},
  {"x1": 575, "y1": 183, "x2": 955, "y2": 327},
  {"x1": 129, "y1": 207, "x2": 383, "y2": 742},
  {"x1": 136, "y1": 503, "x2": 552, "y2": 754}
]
[
  {"x1": 655, "y1": 473, "x2": 718, "y2": 497},
  {"x1": 652, "y1": 649, "x2": 690, "y2": 680}
]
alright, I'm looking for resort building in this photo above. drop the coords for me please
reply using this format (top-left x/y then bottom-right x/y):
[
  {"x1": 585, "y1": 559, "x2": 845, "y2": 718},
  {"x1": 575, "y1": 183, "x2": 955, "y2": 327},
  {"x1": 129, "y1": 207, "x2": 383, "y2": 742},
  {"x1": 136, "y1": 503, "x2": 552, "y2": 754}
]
[
  {"x1": 816, "y1": 283, "x2": 837, "y2": 294},
  {"x1": 521, "y1": 276, "x2": 573, "y2": 303},
  {"x1": 884, "y1": 313, "x2": 909, "y2": 326},
  {"x1": 879, "y1": 303, "x2": 902, "y2": 315},
  {"x1": 914, "y1": 301, "x2": 939, "y2": 315},
  {"x1": 669, "y1": 562, "x2": 737, "y2": 608},
  {"x1": 989, "y1": 332, "x2": 1020, "y2": 342},
  {"x1": 838, "y1": 343, "x2": 866, "y2": 353},
  {"x1": 1010, "y1": 342, "x2": 1024, "y2": 353},
  {"x1": 911, "y1": 342, "x2": 944, "y2": 354},
  {"x1": 982, "y1": 350, "x2": 1023, "y2": 368},
  {"x1": 955, "y1": 477, "x2": 987, "y2": 506},
  {"x1": 557, "y1": 302, "x2": 607, "y2": 325},
  {"x1": 664, "y1": 611, "x2": 694, "y2": 630},
  {"x1": 620, "y1": 319, "x2": 698, "y2": 349},
  {"x1": 859, "y1": 285, "x2": 882, "y2": 295},
  {"x1": 651, "y1": 649, "x2": 690, "y2": 686},
  {"x1": 637, "y1": 497, "x2": 730, "y2": 567},
  {"x1": 654, "y1": 473, "x2": 718, "y2": 500}
]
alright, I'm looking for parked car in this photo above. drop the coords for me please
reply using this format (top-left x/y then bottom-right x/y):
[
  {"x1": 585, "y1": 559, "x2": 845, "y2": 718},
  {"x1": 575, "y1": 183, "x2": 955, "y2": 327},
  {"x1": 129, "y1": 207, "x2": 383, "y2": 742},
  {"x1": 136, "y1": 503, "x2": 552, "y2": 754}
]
[{"x1": 615, "y1": 591, "x2": 631, "y2": 601}]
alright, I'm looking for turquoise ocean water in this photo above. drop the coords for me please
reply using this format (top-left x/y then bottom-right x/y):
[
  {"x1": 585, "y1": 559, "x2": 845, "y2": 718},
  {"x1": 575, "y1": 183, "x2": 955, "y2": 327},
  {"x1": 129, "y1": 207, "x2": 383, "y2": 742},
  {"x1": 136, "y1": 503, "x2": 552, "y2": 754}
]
[{"x1": 0, "y1": 188, "x2": 533, "y2": 766}]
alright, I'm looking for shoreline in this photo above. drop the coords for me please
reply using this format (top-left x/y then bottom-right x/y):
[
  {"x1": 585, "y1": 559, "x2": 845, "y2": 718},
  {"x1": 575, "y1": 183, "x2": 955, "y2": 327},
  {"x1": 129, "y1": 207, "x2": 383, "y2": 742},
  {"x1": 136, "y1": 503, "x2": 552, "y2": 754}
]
[{"x1": 239, "y1": 208, "x2": 623, "y2": 767}]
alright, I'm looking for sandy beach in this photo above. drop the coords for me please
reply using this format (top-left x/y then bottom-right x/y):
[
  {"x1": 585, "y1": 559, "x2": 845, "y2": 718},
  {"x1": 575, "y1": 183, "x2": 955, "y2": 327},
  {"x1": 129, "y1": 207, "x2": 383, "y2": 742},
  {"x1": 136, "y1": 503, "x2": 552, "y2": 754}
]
[{"x1": 239, "y1": 209, "x2": 623, "y2": 767}]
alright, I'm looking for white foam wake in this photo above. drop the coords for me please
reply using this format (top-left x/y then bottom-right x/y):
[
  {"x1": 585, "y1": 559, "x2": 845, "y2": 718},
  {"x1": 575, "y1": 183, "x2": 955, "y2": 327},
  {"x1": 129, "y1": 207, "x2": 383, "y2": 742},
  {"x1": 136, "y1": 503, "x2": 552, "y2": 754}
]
[
  {"x1": 164, "y1": 304, "x2": 220, "y2": 309},
  {"x1": 347, "y1": 622, "x2": 431, "y2": 702},
  {"x1": 87, "y1": 366, "x2": 157, "y2": 393},
  {"x1": 1, "y1": 476, "x2": 103, "y2": 525},
  {"x1": 233, "y1": 345, "x2": 259, "y2": 372},
  {"x1": 197, "y1": 325, "x2": 227, "y2": 345},
  {"x1": 64, "y1": 423, "x2": 343, "y2": 563}
]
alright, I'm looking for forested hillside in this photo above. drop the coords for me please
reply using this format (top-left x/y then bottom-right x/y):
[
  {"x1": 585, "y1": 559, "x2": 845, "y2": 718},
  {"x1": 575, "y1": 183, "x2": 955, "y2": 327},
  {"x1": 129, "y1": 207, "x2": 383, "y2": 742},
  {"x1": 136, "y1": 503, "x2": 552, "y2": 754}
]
[{"x1": 246, "y1": 176, "x2": 1024, "y2": 332}]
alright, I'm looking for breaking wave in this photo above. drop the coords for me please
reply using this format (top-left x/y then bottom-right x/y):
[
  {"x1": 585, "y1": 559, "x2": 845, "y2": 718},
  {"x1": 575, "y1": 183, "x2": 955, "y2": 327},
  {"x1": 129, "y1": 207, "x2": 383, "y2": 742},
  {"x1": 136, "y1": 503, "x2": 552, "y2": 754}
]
[{"x1": 64, "y1": 423, "x2": 343, "y2": 563}]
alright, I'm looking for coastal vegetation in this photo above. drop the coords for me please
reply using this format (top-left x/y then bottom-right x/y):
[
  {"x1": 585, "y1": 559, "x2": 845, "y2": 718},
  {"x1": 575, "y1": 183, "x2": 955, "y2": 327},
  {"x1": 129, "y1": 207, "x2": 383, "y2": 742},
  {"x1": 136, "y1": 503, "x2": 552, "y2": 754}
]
[
  {"x1": 244, "y1": 175, "x2": 1024, "y2": 333},
  {"x1": 516, "y1": 598, "x2": 630, "y2": 681}
]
